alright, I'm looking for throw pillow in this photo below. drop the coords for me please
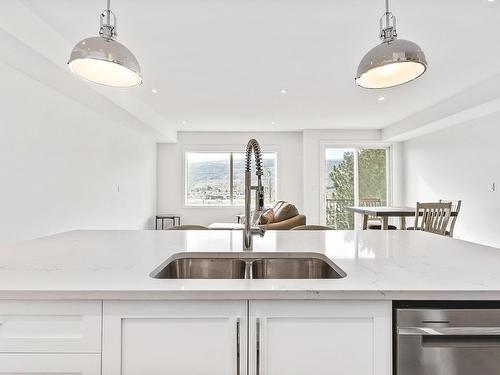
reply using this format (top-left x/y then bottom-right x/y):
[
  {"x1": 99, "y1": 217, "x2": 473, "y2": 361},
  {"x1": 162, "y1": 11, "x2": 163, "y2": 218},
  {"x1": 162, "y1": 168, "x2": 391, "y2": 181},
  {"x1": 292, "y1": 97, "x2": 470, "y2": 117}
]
[
  {"x1": 274, "y1": 203, "x2": 299, "y2": 222},
  {"x1": 258, "y1": 208, "x2": 275, "y2": 225}
]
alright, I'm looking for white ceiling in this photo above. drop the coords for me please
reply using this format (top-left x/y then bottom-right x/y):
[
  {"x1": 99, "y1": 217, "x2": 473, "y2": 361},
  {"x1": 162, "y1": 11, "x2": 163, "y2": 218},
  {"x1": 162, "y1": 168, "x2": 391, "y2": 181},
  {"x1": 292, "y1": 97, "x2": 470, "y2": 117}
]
[{"x1": 17, "y1": 0, "x2": 500, "y2": 133}]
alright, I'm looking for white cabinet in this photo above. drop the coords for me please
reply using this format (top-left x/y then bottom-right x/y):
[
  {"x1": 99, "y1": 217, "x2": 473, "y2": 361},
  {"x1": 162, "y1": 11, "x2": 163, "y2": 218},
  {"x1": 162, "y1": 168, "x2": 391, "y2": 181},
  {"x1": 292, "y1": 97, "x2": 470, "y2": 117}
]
[
  {"x1": 102, "y1": 300, "x2": 391, "y2": 375},
  {"x1": 102, "y1": 300, "x2": 248, "y2": 375},
  {"x1": 0, "y1": 300, "x2": 101, "y2": 353},
  {"x1": 0, "y1": 353, "x2": 101, "y2": 374},
  {"x1": 0, "y1": 299, "x2": 392, "y2": 374},
  {"x1": 248, "y1": 300, "x2": 392, "y2": 375},
  {"x1": 0, "y1": 300, "x2": 102, "y2": 374}
]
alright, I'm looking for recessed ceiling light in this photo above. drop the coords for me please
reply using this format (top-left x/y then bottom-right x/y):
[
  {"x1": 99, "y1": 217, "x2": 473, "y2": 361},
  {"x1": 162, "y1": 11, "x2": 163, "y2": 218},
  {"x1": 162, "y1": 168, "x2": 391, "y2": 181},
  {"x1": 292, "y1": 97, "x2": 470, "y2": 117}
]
[
  {"x1": 181, "y1": 120, "x2": 187, "y2": 125},
  {"x1": 488, "y1": 0, "x2": 495, "y2": 3},
  {"x1": 271, "y1": 121, "x2": 276, "y2": 125},
  {"x1": 378, "y1": 96, "x2": 385, "y2": 101},
  {"x1": 280, "y1": 89, "x2": 288, "y2": 95},
  {"x1": 151, "y1": 89, "x2": 158, "y2": 94}
]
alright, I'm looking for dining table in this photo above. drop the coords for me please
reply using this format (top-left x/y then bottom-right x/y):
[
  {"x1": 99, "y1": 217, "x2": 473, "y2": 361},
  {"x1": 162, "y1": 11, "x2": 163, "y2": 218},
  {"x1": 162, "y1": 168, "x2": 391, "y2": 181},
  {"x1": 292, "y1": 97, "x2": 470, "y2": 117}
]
[{"x1": 347, "y1": 206, "x2": 458, "y2": 230}]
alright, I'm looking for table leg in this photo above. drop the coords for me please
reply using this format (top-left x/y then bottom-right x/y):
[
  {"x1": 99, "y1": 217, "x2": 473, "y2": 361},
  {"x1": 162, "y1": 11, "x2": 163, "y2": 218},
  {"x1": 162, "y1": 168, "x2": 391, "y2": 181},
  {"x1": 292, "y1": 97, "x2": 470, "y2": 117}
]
[
  {"x1": 362, "y1": 214, "x2": 368, "y2": 230},
  {"x1": 382, "y1": 217, "x2": 389, "y2": 230},
  {"x1": 161, "y1": 218, "x2": 165, "y2": 230},
  {"x1": 155, "y1": 218, "x2": 158, "y2": 230},
  {"x1": 400, "y1": 217, "x2": 406, "y2": 230}
]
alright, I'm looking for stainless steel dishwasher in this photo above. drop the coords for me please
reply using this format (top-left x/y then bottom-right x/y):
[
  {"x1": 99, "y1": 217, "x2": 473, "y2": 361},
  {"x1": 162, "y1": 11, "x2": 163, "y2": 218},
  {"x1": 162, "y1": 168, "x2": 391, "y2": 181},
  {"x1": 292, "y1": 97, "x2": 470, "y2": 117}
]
[{"x1": 396, "y1": 307, "x2": 500, "y2": 375}]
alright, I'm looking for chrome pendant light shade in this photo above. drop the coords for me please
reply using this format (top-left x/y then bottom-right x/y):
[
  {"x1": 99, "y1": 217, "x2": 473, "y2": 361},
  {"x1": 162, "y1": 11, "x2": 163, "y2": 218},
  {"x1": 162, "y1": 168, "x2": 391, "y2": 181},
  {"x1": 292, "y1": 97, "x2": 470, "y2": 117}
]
[
  {"x1": 355, "y1": 0, "x2": 427, "y2": 89},
  {"x1": 68, "y1": 0, "x2": 142, "y2": 88}
]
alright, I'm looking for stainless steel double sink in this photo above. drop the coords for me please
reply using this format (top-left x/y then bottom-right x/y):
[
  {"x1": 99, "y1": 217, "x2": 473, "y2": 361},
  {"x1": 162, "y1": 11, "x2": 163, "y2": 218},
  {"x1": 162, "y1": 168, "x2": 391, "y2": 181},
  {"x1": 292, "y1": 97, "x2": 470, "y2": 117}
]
[{"x1": 150, "y1": 252, "x2": 347, "y2": 279}]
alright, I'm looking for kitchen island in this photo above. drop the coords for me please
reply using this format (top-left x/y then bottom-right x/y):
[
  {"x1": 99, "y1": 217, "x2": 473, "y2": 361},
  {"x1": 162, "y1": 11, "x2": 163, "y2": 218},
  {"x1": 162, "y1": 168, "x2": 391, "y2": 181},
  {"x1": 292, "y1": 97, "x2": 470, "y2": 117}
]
[{"x1": 0, "y1": 230, "x2": 499, "y2": 374}]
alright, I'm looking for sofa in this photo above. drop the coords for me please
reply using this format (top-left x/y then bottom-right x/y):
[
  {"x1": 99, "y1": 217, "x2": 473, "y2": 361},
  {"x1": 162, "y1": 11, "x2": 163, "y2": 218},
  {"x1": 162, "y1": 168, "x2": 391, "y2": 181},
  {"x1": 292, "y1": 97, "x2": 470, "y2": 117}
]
[{"x1": 257, "y1": 200, "x2": 306, "y2": 230}]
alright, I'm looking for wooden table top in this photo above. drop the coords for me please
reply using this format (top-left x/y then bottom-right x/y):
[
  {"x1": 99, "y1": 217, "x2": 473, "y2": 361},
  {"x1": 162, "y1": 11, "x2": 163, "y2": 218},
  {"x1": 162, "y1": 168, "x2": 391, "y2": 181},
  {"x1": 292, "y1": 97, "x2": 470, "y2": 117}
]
[
  {"x1": 348, "y1": 206, "x2": 416, "y2": 217},
  {"x1": 348, "y1": 206, "x2": 458, "y2": 217}
]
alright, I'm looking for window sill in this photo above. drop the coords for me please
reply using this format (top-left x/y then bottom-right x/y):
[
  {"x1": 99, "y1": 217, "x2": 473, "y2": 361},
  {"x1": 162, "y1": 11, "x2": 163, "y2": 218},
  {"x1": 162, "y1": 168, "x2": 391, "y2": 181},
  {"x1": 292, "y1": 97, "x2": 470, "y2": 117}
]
[{"x1": 183, "y1": 204, "x2": 245, "y2": 209}]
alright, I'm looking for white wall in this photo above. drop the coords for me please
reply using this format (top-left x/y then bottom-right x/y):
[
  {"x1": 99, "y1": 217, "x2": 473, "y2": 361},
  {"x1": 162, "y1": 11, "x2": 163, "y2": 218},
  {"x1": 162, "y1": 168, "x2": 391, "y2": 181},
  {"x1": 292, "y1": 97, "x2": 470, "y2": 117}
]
[
  {"x1": 157, "y1": 132, "x2": 303, "y2": 226},
  {"x1": 158, "y1": 130, "x2": 402, "y2": 227},
  {"x1": 0, "y1": 62, "x2": 157, "y2": 245},
  {"x1": 402, "y1": 112, "x2": 500, "y2": 248}
]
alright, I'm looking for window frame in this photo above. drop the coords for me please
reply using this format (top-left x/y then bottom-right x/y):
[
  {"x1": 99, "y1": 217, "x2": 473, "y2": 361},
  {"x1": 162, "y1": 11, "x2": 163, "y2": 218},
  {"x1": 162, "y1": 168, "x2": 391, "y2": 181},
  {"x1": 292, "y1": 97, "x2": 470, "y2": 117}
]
[
  {"x1": 183, "y1": 146, "x2": 279, "y2": 208},
  {"x1": 319, "y1": 141, "x2": 394, "y2": 227}
]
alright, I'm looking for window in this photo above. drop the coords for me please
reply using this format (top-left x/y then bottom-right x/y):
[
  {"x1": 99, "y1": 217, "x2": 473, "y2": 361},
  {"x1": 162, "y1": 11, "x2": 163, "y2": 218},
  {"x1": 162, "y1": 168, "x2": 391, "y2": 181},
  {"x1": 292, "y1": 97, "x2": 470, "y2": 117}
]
[
  {"x1": 185, "y1": 151, "x2": 277, "y2": 206},
  {"x1": 323, "y1": 146, "x2": 390, "y2": 229}
]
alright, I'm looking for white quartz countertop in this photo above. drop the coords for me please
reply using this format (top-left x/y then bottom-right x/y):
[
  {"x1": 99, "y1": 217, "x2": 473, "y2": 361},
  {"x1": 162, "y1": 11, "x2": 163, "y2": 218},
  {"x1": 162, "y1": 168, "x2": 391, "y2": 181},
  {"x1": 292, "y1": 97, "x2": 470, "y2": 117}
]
[{"x1": 0, "y1": 230, "x2": 500, "y2": 300}]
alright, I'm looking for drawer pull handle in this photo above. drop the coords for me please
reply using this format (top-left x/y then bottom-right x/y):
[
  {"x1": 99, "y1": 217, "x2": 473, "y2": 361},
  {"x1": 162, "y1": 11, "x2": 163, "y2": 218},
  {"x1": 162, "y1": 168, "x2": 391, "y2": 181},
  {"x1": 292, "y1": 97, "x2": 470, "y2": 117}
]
[
  {"x1": 256, "y1": 318, "x2": 261, "y2": 375},
  {"x1": 236, "y1": 318, "x2": 241, "y2": 375}
]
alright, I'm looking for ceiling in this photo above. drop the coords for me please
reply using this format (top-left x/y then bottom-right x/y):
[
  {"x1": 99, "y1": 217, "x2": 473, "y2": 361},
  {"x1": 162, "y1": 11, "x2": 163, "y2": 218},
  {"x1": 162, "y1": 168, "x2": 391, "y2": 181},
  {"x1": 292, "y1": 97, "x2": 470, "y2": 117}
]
[{"x1": 18, "y1": 0, "x2": 500, "y2": 133}]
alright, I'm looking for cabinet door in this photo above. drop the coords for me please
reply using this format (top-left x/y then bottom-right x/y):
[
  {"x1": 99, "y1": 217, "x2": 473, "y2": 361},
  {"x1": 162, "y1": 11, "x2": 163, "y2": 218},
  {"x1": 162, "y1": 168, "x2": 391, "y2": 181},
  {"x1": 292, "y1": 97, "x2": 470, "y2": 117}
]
[
  {"x1": 0, "y1": 353, "x2": 100, "y2": 374},
  {"x1": 249, "y1": 300, "x2": 391, "y2": 375},
  {"x1": 102, "y1": 300, "x2": 247, "y2": 375},
  {"x1": 0, "y1": 300, "x2": 101, "y2": 353}
]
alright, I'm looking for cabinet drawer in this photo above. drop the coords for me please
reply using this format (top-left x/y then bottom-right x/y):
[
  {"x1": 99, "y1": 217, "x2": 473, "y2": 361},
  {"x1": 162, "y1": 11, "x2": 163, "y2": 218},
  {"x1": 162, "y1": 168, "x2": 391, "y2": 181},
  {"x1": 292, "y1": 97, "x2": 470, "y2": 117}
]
[
  {"x1": 0, "y1": 300, "x2": 101, "y2": 353},
  {"x1": 0, "y1": 353, "x2": 100, "y2": 374}
]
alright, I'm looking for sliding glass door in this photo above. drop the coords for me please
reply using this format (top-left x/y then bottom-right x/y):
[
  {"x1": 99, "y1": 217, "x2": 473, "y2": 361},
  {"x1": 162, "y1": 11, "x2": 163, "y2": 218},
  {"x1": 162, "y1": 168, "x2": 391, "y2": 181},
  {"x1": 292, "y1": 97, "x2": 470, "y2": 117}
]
[
  {"x1": 323, "y1": 146, "x2": 390, "y2": 229},
  {"x1": 324, "y1": 148, "x2": 355, "y2": 229}
]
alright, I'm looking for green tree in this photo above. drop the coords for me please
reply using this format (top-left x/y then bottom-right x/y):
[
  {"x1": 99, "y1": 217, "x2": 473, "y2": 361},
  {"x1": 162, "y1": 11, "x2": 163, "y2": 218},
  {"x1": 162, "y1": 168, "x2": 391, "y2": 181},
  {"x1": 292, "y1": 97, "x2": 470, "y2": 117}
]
[
  {"x1": 358, "y1": 149, "x2": 387, "y2": 204},
  {"x1": 330, "y1": 152, "x2": 354, "y2": 201},
  {"x1": 328, "y1": 152, "x2": 354, "y2": 229},
  {"x1": 327, "y1": 149, "x2": 387, "y2": 229}
]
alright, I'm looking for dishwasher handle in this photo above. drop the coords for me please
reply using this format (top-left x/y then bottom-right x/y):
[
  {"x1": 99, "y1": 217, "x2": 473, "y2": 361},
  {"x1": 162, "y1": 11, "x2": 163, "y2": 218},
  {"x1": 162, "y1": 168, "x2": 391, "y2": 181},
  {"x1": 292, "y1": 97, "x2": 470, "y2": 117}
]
[{"x1": 398, "y1": 327, "x2": 500, "y2": 336}]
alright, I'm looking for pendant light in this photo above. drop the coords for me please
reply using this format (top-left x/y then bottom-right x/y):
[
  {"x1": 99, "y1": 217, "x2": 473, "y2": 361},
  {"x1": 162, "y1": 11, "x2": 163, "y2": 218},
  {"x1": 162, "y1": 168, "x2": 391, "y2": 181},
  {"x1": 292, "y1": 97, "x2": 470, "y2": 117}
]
[
  {"x1": 68, "y1": 0, "x2": 142, "y2": 88},
  {"x1": 355, "y1": 0, "x2": 427, "y2": 89}
]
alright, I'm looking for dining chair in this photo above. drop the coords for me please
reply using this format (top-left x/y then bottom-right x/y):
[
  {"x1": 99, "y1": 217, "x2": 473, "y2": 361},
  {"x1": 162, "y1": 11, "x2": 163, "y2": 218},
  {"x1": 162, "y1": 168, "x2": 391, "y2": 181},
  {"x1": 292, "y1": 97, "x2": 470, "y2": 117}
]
[
  {"x1": 167, "y1": 225, "x2": 211, "y2": 230},
  {"x1": 414, "y1": 202, "x2": 452, "y2": 236},
  {"x1": 439, "y1": 199, "x2": 462, "y2": 237},
  {"x1": 362, "y1": 198, "x2": 397, "y2": 230},
  {"x1": 291, "y1": 225, "x2": 332, "y2": 231}
]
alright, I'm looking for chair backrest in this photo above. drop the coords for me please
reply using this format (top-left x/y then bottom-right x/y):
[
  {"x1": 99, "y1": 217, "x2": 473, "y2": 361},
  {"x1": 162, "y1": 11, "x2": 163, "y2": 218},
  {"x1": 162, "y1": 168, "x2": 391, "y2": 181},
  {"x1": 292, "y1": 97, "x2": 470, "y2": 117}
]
[
  {"x1": 167, "y1": 225, "x2": 210, "y2": 230},
  {"x1": 290, "y1": 225, "x2": 332, "y2": 231},
  {"x1": 414, "y1": 202, "x2": 452, "y2": 236},
  {"x1": 360, "y1": 198, "x2": 381, "y2": 207},
  {"x1": 360, "y1": 198, "x2": 382, "y2": 220},
  {"x1": 439, "y1": 199, "x2": 462, "y2": 237}
]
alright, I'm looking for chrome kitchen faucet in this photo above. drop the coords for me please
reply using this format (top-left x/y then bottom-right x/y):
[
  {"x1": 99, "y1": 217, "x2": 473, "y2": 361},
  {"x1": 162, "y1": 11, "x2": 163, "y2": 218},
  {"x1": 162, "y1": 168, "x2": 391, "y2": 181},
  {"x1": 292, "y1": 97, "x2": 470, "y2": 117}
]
[{"x1": 243, "y1": 139, "x2": 266, "y2": 251}]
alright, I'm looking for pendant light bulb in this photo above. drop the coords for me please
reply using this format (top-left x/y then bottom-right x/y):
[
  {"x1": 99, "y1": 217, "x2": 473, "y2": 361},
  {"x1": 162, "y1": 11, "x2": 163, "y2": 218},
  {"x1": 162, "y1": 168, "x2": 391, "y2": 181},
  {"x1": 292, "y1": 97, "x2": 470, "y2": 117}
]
[
  {"x1": 68, "y1": 0, "x2": 142, "y2": 88},
  {"x1": 355, "y1": 0, "x2": 427, "y2": 89}
]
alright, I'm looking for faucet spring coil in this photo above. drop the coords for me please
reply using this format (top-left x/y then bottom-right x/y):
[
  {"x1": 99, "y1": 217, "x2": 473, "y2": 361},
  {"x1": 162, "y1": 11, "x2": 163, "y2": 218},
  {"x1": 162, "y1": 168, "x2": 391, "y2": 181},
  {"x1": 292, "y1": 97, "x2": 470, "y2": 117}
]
[{"x1": 245, "y1": 139, "x2": 263, "y2": 175}]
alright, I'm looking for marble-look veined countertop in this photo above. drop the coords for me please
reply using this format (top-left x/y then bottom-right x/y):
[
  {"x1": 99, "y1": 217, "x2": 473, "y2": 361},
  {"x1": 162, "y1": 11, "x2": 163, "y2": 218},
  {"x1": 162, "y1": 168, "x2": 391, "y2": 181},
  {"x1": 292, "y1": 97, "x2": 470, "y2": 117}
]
[{"x1": 0, "y1": 229, "x2": 499, "y2": 300}]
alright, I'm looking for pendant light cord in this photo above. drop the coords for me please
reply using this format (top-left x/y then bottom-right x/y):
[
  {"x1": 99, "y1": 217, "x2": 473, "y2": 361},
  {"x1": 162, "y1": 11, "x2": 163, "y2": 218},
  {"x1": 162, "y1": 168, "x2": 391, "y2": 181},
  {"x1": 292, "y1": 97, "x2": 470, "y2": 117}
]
[
  {"x1": 106, "y1": 0, "x2": 111, "y2": 25},
  {"x1": 385, "y1": 0, "x2": 390, "y2": 26}
]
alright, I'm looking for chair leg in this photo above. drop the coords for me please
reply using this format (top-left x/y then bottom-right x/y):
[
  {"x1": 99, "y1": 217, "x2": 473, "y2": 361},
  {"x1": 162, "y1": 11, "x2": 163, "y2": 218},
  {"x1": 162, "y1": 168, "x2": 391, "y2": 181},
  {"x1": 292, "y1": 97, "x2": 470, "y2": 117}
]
[{"x1": 362, "y1": 214, "x2": 368, "y2": 230}]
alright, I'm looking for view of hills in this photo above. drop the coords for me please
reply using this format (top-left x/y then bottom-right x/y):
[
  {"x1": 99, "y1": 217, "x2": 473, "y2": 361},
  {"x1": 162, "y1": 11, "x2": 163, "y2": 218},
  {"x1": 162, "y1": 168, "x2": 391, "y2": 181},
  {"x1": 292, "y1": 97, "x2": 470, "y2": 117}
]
[{"x1": 186, "y1": 156, "x2": 276, "y2": 205}]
